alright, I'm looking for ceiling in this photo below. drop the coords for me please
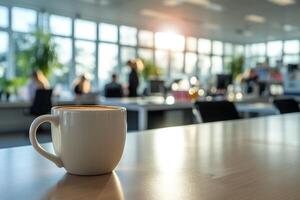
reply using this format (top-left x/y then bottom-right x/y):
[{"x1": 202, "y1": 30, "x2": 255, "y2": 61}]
[{"x1": 6, "y1": 0, "x2": 300, "y2": 43}]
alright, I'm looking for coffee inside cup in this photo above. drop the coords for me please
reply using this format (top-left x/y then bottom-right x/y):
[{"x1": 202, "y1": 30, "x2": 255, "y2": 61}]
[{"x1": 53, "y1": 105, "x2": 121, "y2": 111}]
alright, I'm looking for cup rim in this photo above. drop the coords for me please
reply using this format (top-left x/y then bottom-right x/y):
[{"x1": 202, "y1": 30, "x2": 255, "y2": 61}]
[{"x1": 52, "y1": 105, "x2": 126, "y2": 112}]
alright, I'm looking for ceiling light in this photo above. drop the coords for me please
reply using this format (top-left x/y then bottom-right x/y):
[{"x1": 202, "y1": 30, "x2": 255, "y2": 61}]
[
  {"x1": 79, "y1": 0, "x2": 109, "y2": 6},
  {"x1": 140, "y1": 9, "x2": 175, "y2": 20},
  {"x1": 245, "y1": 14, "x2": 266, "y2": 23},
  {"x1": 99, "y1": 0, "x2": 109, "y2": 6},
  {"x1": 204, "y1": 23, "x2": 220, "y2": 30},
  {"x1": 283, "y1": 24, "x2": 297, "y2": 32},
  {"x1": 244, "y1": 30, "x2": 253, "y2": 37},
  {"x1": 163, "y1": 0, "x2": 223, "y2": 11},
  {"x1": 187, "y1": 0, "x2": 223, "y2": 11},
  {"x1": 163, "y1": 0, "x2": 183, "y2": 6},
  {"x1": 268, "y1": 0, "x2": 295, "y2": 6}
]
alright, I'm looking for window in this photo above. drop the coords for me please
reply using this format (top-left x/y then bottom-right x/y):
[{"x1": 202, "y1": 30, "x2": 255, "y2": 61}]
[
  {"x1": 246, "y1": 57, "x2": 266, "y2": 69},
  {"x1": 155, "y1": 32, "x2": 185, "y2": 51},
  {"x1": 121, "y1": 47, "x2": 136, "y2": 65},
  {"x1": 245, "y1": 45, "x2": 252, "y2": 57},
  {"x1": 139, "y1": 30, "x2": 154, "y2": 47},
  {"x1": 251, "y1": 43, "x2": 266, "y2": 56},
  {"x1": 155, "y1": 50, "x2": 169, "y2": 75},
  {"x1": 224, "y1": 56, "x2": 233, "y2": 73},
  {"x1": 15, "y1": 33, "x2": 36, "y2": 76},
  {"x1": 120, "y1": 26, "x2": 137, "y2": 46},
  {"x1": 52, "y1": 37, "x2": 72, "y2": 86},
  {"x1": 198, "y1": 39, "x2": 211, "y2": 54},
  {"x1": 12, "y1": 7, "x2": 37, "y2": 32},
  {"x1": 170, "y1": 51, "x2": 184, "y2": 75},
  {"x1": 98, "y1": 43, "x2": 118, "y2": 88},
  {"x1": 99, "y1": 23, "x2": 118, "y2": 43},
  {"x1": 224, "y1": 43, "x2": 233, "y2": 56},
  {"x1": 138, "y1": 48, "x2": 153, "y2": 61},
  {"x1": 198, "y1": 55, "x2": 211, "y2": 76},
  {"x1": 212, "y1": 41, "x2": 223, "y2": 55},
  {"x1": 268, "y1": 56, "x2": 282, "y2": 67},
  {"x1": 211, "y1": 56, "x2": 223, "y2": 74},
  {"x1": 284, "y1": 40, "x2": 299, "y2": 54},
  {"x1": 74, "y1": 19, "x2": 97, "y2": 40},
  {"x1": 75, "y1": 41, "x2": 96, "y2": 81},
  {"x1": 235, "y1": 45, "x2": 244, "y2": 56},
  {"x1": 49, "y1": 15, "x2": 72, "y2": 36},
  {"x1": 0, "y1": 6, "x2": 8, "y2": 28},
  {"x1": 172, "y1": 34, "x2": 185, "y2": 52},
  {"x1": 0, "y1": 32, "x2": 8, "y2": 77},
  {"x1": 283, "y1": 55, "x2": 299, "y2": 65},
  {"x1": 186, "y1": 37, "x2": 197, "y2": 52},
  {"x1": 185, "y1": 52, "x2": 197, "y2": 74},
  {"x1": 0, "y1": 32, "x2": 8, "y2": 53},
  {"x1": 120, "y1": 46, "x2": 136, "y2": 84},
  {"x1": 267, "y1": 41, "x2": 283, "y2": 57},
  {"x1": 155, "y1": 32, "x2": 168, "y2": 50}
]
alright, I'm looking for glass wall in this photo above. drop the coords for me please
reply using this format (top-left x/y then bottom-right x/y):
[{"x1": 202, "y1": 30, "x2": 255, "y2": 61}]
[
  {"x1": 0, "y1": 4, "x2": 242, "y2": 93},
  {"x1": 0, "y1": 32, "x2": 8, "y2": 77}
]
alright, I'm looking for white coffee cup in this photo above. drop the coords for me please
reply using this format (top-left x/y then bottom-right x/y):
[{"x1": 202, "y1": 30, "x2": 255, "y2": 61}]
[{"x1": 29, "y1": 105, "x2": 126, "y2": 175}]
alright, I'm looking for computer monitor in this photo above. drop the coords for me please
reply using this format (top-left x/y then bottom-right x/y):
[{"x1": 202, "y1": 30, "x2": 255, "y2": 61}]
[
  {"x1": 216, "y1": 74, "x2": 232, "y2": 90},
  {"x1": 148, "y1": 80, "x2": 165, "y2": 94},
  {"x1": 287, "y1": 64, "x2": 299, "y2": 73}
]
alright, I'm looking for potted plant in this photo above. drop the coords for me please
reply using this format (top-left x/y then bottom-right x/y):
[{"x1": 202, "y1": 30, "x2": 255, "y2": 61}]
[
  {"x1": 138, "y1": 59, "x2": 163, "y2": 95},
  {"x1": 226, "y1": 56, "x2": 245, "y2": 80},
  {"x1": 0, "y1": 77, "x2": 27, "y2": 101},
  {"x1": 140, "y1": 59, "x2": 161, "y2": 81},
  {"x1": 16, "y1": 29, "x2": 61, "y2": 79}
]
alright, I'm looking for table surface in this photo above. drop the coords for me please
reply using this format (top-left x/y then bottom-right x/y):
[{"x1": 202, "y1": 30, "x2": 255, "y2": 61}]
[{"x1": 1, "y1": 113, "x2": 300, "y2": 200}]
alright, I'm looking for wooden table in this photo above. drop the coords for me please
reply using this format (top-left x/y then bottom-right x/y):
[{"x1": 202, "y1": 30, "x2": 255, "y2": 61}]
[{"x1": 1, "y1": 113, "x2": 300, "y2": 199}]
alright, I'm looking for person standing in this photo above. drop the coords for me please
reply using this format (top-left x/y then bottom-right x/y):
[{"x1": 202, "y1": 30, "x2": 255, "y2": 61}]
[
  {"x1": 126, "y1": 60, "x2": 139, "y2": 97},
  {"x1": 28, "y1": 70, "x2": 50, "y2": 101}
]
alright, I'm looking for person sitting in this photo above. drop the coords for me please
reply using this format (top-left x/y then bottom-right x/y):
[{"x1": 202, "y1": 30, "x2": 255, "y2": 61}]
[
  {"x1": 28, "y1": 70, "x2": 50, "y2": 101},
  {"x1": 104, "y1": 74, "x2": 123, "y2": 98},
  {"x1": 73, "y1": 74, "x2": 91, "y2": 95}
]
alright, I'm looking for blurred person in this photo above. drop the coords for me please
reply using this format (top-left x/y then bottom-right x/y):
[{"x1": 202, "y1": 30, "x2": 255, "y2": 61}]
[
  {"x1": 270, "y1": 68, "x2": 283, "y2": 82},
  {"x1": 28, "y1": 70, "x2": 50, "y2": 101},
  {"x1": 243, "y1": 68, "x2": 258, "y2": 94},
  {"x1": 126, "y1": 59, "x2": 140, "y2": 97},
  {"x1": 73, "y1": 74, "x2": 91, "y2": 95},
  {"x1": 256, "y1": 63, "x2": 270, "y2": 96},
  {"x1": 104, "y1": 74, "x2": 123, "y2": 97}
]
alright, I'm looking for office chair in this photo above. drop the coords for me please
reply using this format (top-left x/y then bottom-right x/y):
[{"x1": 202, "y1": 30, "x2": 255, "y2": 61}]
[
  {"x1": 30, "y1": 89, "x2": 53, "y2": 116},
  {"x1": 194, "y1": 100, "x2": 240, "y2": 123},
  {"x1": 273, "y1": 98, "x2": 300, "y2": 114}
]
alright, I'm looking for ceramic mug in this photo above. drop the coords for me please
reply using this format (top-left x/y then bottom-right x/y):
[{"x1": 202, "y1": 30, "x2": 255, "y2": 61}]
[{"x1": 29, "y1": 105, "x2": 126, "y2": 175}]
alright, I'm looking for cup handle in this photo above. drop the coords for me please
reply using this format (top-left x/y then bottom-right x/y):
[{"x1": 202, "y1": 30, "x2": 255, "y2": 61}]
[{"x1": 29, "y1": 114, "x2": 64, "y2": 168}]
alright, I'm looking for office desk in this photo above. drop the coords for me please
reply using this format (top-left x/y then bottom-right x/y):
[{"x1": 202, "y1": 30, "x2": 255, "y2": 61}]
[
  {"x1": 0, "y1": 97, "x2": 277, "y2": 132},
  {"x1": 102, "y1": 97, "x2": 195, "y2": 130},
  {"x1": 1, "y1": 114, "x2": 300, "y2": 200},
  {"x1": 102, "y1": 97, "x2": 277, "y2": 130}
]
